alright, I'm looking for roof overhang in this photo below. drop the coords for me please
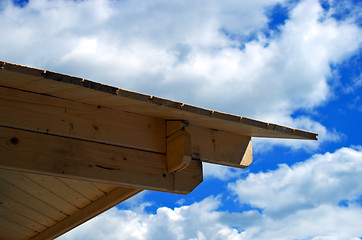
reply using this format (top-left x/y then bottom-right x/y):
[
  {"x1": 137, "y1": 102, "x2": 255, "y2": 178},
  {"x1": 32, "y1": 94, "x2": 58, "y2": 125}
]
[{"x1": 0, "y1": 61, "x2": 317, "y2": 239}]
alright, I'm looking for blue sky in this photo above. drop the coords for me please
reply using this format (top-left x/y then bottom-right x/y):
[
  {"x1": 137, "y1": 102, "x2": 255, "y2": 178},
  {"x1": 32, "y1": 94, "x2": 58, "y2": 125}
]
[{"x1": 1, "y1": 0, "x2": 362, "y2": 239}]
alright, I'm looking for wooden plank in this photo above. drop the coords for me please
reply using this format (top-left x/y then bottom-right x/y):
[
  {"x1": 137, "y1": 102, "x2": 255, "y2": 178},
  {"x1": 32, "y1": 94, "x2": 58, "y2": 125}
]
[
  {"x1": 0, "y1": 170, "x2": 78, "y2": 216},
  {"x1": 92, "y1": 182, "x2": 118, "y2": 193},
  {"x1": 188, "y1": 125, "x2": 253, "y2": 168},
  {"x1": 0, "y1": 192, "x2": 57, "y2": 227},
  {"x1": 43, "y1": 85, "x2": 115, "y2": 102},
  {"x1": 0, "y1": 86, "x2": 166, "y2": 153},
  {"x1": 0, "y1": 86, "x2": 251, "y2": 168},
  {"x1": 0, "y1": 206, "x2": 46, "y2": 234},
  {"x1": 0, "y1": 62, "x2": 44, "y2": 88},
  {"x1": 0, "y1": 178, "x2": 69, "y2": 220},
  {"x1": 0, "y1": 61, "x2": 318, "y2": 140},
  {"x1": 59, "y1": 178, "x2": 107, "y2": 201},
  {"x1": 0, "y1": 61, "x2": 86, "y2": 96},
  {"x1": 30, "y1": 187, "x2": 141, "y2": 240},
  {"x1": 0, "y1": 216, "x2": 37, "y2": 240},
  {"x1": 25, "y1": 174, "x2": 92, "y2": 209},
  {"x1": 0, "y1": 126, "x2": 202, "y2": 194}
]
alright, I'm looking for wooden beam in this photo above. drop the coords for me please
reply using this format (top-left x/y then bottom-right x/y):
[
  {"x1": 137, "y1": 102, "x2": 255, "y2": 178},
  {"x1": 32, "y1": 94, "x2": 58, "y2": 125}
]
[
  {"x1": 166, "y1": 121, "x2": 192, "y2": 173},
  {"x1": 188, "y1": 125, "x2": 253, "y2": 168},
  {"x1": 0, "y1": 61, "x2": 318, "y2": 140},
  {"x1": 166, "y1": 120, "x2": 252, "y2": 168},
  {"x1": 30, "y1": 187, "x2": 141, "y2": 240},
  {"x1": 0, "y1": 85, "x2": 251, "y2": 170},
  {"x1": 173, "y1": 159, "x2": 203, "y2": 194},
  {"x1": 1, "y1": 85, "x2": 251, "y2": 169},
  {"x1": 0, "y1": 126, "x2": 202, "y2": 194},
  {"x1": 0, "y1": 86, "x2": 165, "y2": 153}
]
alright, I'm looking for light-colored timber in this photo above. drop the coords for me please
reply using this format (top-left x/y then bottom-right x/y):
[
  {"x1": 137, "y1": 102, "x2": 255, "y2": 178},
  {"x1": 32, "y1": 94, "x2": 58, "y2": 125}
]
[
  {"x1": 30, "y1": 187, "x2": 141, "y2": 240},
  {"x1": 166, "y1": 121, "x2": 192, "y2": 173},
  {"x1": 0, "y1": 61, "x2": 317, "y2": 240},
  {"x1": 0, "y1": 62, "x2": 317, "y2": 140}
]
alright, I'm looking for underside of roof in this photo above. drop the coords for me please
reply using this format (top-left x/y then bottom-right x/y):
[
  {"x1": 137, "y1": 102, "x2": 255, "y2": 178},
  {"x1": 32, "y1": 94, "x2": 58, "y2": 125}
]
[
  {"x1": 0, "y1": 169, "x2": 140, "y2": 240},
  {"x1": 0, "y1": 61, "x2": 317, "y2": 240}
]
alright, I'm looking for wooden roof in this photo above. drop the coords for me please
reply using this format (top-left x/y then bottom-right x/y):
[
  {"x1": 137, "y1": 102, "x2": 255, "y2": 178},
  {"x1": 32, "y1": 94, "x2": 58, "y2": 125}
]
[
  {"x1": 0, "y1": 61, "x2": 317, "y2": 239},
  {"x1": 0, "y1": 61, "x2": 317, "y2": 140}
]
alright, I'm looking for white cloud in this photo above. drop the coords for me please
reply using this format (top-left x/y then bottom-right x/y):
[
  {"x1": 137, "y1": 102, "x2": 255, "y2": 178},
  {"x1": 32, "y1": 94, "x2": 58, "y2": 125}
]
[
  {"x1": 203, "y1": 162, "x2": 246, "y2": 181},
  {"x1": 0, "y1": 0, "x2": 361, "y2": 151},
  {"x1": 58, "y1": 196, "x2": 247, "y2": 240},
  {"x1": 228, "y1": 146, "x2": 362, "y2": 239},
  {"x1": 58, "y1": 146, "x2": 362, "y2": 240},
  {"x1": 229, "y1": 146, "x2": 362, "y2": 212},
  {"x1": 242, "y1": 204, "x2": 362, "y2": 240}
]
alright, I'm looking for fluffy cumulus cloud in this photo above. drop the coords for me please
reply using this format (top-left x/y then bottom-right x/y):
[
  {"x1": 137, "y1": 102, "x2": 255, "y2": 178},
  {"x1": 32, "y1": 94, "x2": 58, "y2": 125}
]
[
  {"x1": 58, "y1": 146, "x2": 362, "y2": 240},
  {"x1": 229, "y1": 146, "x2": 362, "y2": 213},
  {"x1": 229, "y1": 146, "x2": 362, "y2": 239},
  {"x1": 1, "y1": 0, "x2": 361, "y2": 150},
  {"x1": 59, "y1": 196, "x2": 247, "y2": 240}
]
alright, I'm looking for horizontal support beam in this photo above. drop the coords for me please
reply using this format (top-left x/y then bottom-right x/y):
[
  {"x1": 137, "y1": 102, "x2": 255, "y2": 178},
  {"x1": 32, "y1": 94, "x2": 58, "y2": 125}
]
[
  {"x1": 0, "y1": 126, "x2": 202, "y2": 194},
  {"x1": 0, "y1": 86, "x2": 165, "y2": 153},
  {"x1": 188, "y1": 125, "x2": 253, "y2": 168},
  {"x1": 167, "y1": 121, "x2": 253, "y2": 168},
  {"x1": 0, "y1": 85, "x2": 252, "y2": 169}
]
